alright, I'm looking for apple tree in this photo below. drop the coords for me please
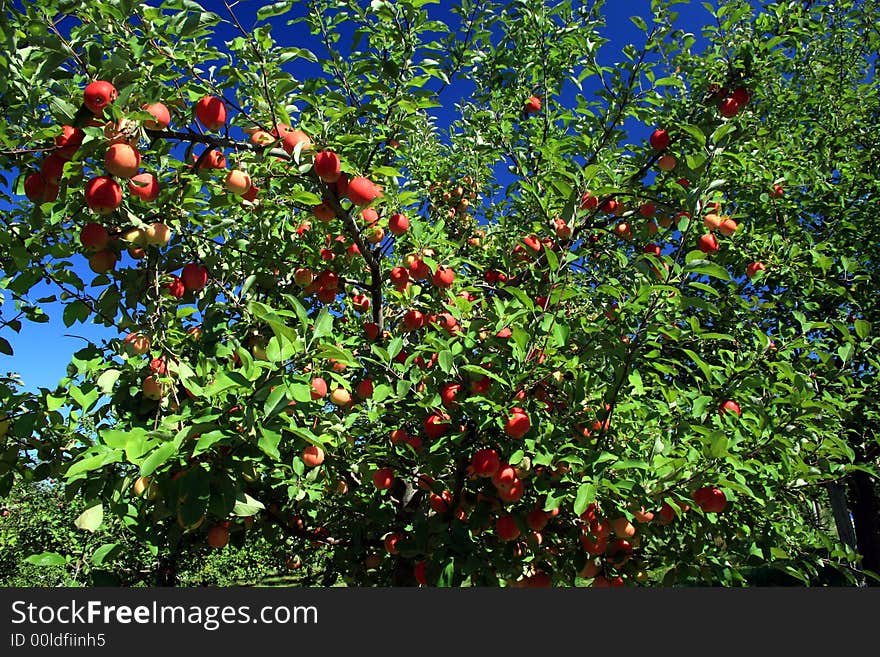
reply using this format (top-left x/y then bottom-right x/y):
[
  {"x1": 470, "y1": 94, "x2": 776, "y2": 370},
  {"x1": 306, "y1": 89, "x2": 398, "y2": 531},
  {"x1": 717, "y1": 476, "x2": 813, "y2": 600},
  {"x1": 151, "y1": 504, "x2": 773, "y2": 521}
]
[{"x1": 0, "y1": 0, "x2": 877, "y2": 586}]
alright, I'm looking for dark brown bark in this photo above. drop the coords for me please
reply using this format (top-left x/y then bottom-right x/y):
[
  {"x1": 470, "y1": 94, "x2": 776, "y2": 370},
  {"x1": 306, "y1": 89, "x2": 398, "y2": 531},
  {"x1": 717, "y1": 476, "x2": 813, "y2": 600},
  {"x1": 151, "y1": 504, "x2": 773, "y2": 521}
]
[{"x1": 849, "y1": 470, "x2": 880, "y2": 586}]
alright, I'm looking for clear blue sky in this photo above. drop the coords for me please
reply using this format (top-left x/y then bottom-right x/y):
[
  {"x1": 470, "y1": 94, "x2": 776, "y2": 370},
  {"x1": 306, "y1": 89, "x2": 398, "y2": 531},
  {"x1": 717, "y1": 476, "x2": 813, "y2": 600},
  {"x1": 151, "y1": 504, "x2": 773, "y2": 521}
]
[{"x1": 1, "y1": 0, "x2": 713, "y2": 393}]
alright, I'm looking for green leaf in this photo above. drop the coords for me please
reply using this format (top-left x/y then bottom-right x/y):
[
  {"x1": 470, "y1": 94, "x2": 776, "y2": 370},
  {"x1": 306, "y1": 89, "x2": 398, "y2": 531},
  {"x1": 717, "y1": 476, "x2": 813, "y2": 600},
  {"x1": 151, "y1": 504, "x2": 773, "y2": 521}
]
[
  {"x1": 91, "y1": 543, "x2": 122, "y2": 566},
  {"x1": 710, "y1": 433, "x2": 728, "y2": 458},
  {"x1": 139, "y1": 442, "x2": 177, "y2": 477},
  {"x1": 96, "y1": 369, "x2": 120, "y2": 394},
  {"x1": 74, "y1": 503, "x2": 103, "y2": 532},
  {"x1": 573, "y1": 482, "x2": 597, "y2": 516},
  {"x1": 257, "y1": 0, "x2": 293, "y2": 21},
  {"x1": 0, "y1": 337, "x2": 11, "y2": 356},
  {"x1": 854, "y1": 320, "x2": 871, "y2": 339},
  {"x1": 685, "y1": 260, "x2": 730, "y2": 281},
  {"x1": 233, "y1": 493, "x2": 265, "y2": 517},
  {"x1": 259, "y1": 428, "x2": 281, "y2": 460},
  {"x1": 25, "y1": 552, "x2": 68, "y2": 567},
  {"x1": 313, "y1": 308, "x2": 334, "y2": 339},
  {"x1": 438, "y1": 350, "x2": 454, "y2": 374}
]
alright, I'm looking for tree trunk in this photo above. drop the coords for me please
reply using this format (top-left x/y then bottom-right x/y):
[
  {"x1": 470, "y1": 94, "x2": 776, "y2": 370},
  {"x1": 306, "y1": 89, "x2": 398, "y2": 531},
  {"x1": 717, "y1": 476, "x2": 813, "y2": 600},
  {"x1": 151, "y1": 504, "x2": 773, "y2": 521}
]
[{"x1": 848, "y1": 470, "x2": 880, "y2": 586}]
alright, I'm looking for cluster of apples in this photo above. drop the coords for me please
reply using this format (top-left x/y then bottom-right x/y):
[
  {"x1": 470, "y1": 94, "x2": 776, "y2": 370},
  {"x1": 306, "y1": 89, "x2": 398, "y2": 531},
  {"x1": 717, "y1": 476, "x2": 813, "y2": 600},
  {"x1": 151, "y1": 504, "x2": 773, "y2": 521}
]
[{"x1": 427, "y1": 175, "x2": 479, "y2": 225}]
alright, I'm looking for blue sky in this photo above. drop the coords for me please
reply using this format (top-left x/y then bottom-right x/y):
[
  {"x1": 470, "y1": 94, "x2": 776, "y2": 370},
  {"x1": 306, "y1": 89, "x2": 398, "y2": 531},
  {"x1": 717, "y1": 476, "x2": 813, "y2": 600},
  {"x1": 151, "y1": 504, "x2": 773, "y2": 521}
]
[{"x1": 1, "y1": 0, "x2": 714, "y2": 393}]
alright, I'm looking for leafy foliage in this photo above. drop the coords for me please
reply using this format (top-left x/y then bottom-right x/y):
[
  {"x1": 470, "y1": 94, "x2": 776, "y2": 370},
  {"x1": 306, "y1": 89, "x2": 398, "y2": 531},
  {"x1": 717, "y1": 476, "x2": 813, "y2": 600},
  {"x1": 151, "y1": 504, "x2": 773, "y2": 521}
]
[{"x1": 0, "y1": 0, "x2": 877, "y2": 587}]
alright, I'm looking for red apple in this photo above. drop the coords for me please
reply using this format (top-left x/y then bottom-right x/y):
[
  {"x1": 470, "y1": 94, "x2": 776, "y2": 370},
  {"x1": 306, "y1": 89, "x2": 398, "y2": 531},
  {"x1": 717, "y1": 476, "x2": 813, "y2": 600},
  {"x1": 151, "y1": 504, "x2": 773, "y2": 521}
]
[
  {"x1": 496, "y1": 515, "x2": 521, "y2": 541},
  {"x1": 163, "y1": 275, "x2": 185, "y2": 299},
  {"x1": 347, "y1": 177, "x2": 380, "y2": 206},
  {"x1": 85, "y1": 176, "x2": 122, "y2": 214},
  {"x1": 80, "y1": 223, "x2": 109, "y2": 251},
  {"x1": 524, "y1": 95, "x2": 541, "y2": 114},
  {"x1": 195, "y1": 95, "x2": 227, "y2": 131},
  {"x1": 503, "y1": 407, "x2": 531, "y2": 439},
  {"x1": 719, "y1": 97, "x2": 740, "y2": 118},
  {"x1": 314, "y1": 150, "x2": 341, "y2": 182},
  {"x1": 225, "y1": 169, "x2": 252, "y2": 195},
  {"x1": 649, "y1": 128, "x2": 670, "y2": 151},
  {"x1": 355, "y1": 378, "x2": 373, "y2": 399},
  {"x1": 746, "y1": 261, "x2": 766, "y2": 279},
  {"x1": 142, "y1": 102, "x2": 171, "y2": 130},
  {"x1": 388, "y1": 212, "x2": 409, "y2": 235},
  {"x1": 657, "y1": 154, "x2": 677, "y2": 171},
  {"x1": 720, "y1": 400, "x2": 741, "y2": 417},
  {"x1": 440, "y1": 382, "x2": 462, "y2": 408},
  {"x1": 697, "y1": 233, "x2": 719, "y2": 254},
  {"x1": 471, "y1": 449, "x2": 500, "y2": 477},
  {"x1": 302, "y1": 445, "x2": 325, "y2": 467},
  {"x1": 373, "y1": 467, "x2": 394, "y2": 490},
  {"x1": 88, "y1": 249, "x2": 118, "y2": 274},
  {"x1": 693, "y1": 486, "x2": 727, "y2": 513},
  {"x1": 423, "y1": 412, "x2": 451, "y2": 440},
  {"x1": 128, "y1": 173, "x2": 160, "y2": 202},
  {"x1": 181, "y1": 263, "x2": 208, "y2": 291},
  {"x1": 432, "y1": 266, "x2": 455, "y2": 288},
  {"x1": 105, "y1": 143, "x2": 141, "y2": 179},
  {"x1": 310, "y1": 378, "x2": 328, "y2": 399},
  {"x1": 83, "y1": 80, "x2": 118, "y2": 115},
  {"x1": 403, "y1": 309, "x2": 425, "y2": 332},
  {"x1": 40, "y1": 154, "x2": 66, "y2": 185},
  {"x1": 54, "y1": 125, "x2": 84, "y2": 160}
]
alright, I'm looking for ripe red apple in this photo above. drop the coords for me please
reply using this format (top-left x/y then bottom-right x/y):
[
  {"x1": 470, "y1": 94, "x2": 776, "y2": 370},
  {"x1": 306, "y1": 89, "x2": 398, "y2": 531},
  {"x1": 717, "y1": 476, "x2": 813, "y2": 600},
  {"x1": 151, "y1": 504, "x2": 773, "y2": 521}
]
[
  {"x1": 611, "y1": 517, "x2": 636, "y2": 539},
  {"x1": 498, "y1": 478, "x2": 525, "y2": 503},
  {"x1": 657, "y1": 154, "x2": 677, "y2": 171},
  {"x1": 526, "y1": 509, "x2": 549, "y2": 531},
  {"x1": 310, "y1": 378, "x2": 328, "y2": 400},
  {"x1": 580, "y1": 191, "x2": 599, "y2": 211},
  {"x1": 142, "y1": 374, "x2": 165, "y2": 400},
  {"x1": 363, "y1": 322, "x2": 380, "y2": 341},
  {"x1": 720, "y1": 399, "x2": 741, "y2": 417},
  {"x1": 196, "y1": 149, "x2": 227, "y2": 169},
  {"x1": 693, "y1": 486, "x2": 727, "y2": 513},
  {"x1": 124, "y1": 332, "x2": 151, "y2": 356},
  {"x1": 746, "y1": 261, "x2": 766, "y2": 279},
  {"x1": 388, "y1": 212, "x2": 409, "y2": 235},
  {"x1": 703, "y1": 213, "x2": 722, "y2": 231},
  {"x1": 697, "y1": 233, "x2": 719, "y2": 254},
  {"x1": 207, "y1": 524, "x2": 229, "y2": 549},
  {"x1": 731, "y1": 87, "x2": 751, "y2": 106},
  {"x1": 432, "y1": 266, "x2": 455, "y2": 288},
  {"x1": 649, "y1": 128, "x2": 670, "y2": 151},
  {"x1": 302, "y1": 445, "x2": 325, "y2": 467},
  {"x1": 423, "y1": 412, "x2": 451, "y2": 440},
  {"x1": 440, "y1": 382, "x2": 462, "y2": 408},
  {"x1": 554, "y1": 219, "x2": 572, "y2": 240},
  {"x1": 163, "y1": 275, "x2": 185, "y2": 299},
  {"x1": 142, "y1": 102, "x2": 170, "y2": 129},
  {"x1": 54, "y1": 125, "x2": 85, "y2": 160},
  {"x1": 430, "y1": 490, "x2": 453, "y2": 513},
  {"x1": 471, "y1": 449, "x2": 500, "y2": 477},
  {"x1": 389, "y1": 266, "x2": 409, "y2": 290},
  {"x1": 24, "y1": 173, "x2": 50, "y2": 203},
  {"x1": 195, "y1": 95, "x2": 227, "y2": 131},
  {"x1": 314, "y1": 150, "x2": 341, "y2": 183},
  {"x1": 275, "y1": 124, "x2": 312, "y2": 155},
  {"x1": 383, "y1": 532, "x2": 403, "y2": 555},
  {"x1": 362, "y1": 207, "x2": 379, "y2": 225},
  {"x1": 104, "y1": 143, "x2": 141, "y2": 179},
  {"x1": 719, "y1": 97, "x2": 740, "y2": 118},
  {"x1": 503, "y1": 407, "x2": 531, "y2": 439},
  {"x1": 128, "y1": 172, "x2": 160, "y2": 202},
  {"x1": 355, "y1": 378, "x2": 373, "y2": 399},
  {"x1": 770, "y1": 184, "x2": 784, "y2": 198},
  {"x1": 85, "y1": 176, "x2": 123, "y2": 214},
  {"x1": 491, "y1": 464, "x2": 517, "y2": 490},
  {"x1": 639, "y1": 203, "x2": 656, "y2": 218},
  {"x1": 403, "y1": 309, "x2": 425, "y2": 332},
  {"x1": 88, "y1": 249, "x2": 118, "y2": 274},
  {"x1": 83, "y1": 80, "x2": 118, "y2": 115},
  {"x1": 351, "y1": 293, "x2": 370, "y2": 313},
  {"x1": 373, "y1": 467, "x2": 394, "y2": 490},
  {"x1": 80, "y1": 223, "x2": 109, "y2": 251},
  {"x1": 524, "y1": 95, "x2": 541, "y2": 114},
  {"x1": 496, "y1": 515, "x2": 521, "y2": 541},
  {"x1": 40, "y1": 154, "x2": 66, "y2": 185},
  {"x1": 180, "y1": 263, "x2": 208, "y2": 291},
  {"x1": 347, "y1": 176, "x2": 380, "y2": 206},
  {"x1": 225, "y1": 169, "x2": 252, "y2": 195},
  {"x1": 718, "y1": 218, "x2": 738, "y2": 237}
]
